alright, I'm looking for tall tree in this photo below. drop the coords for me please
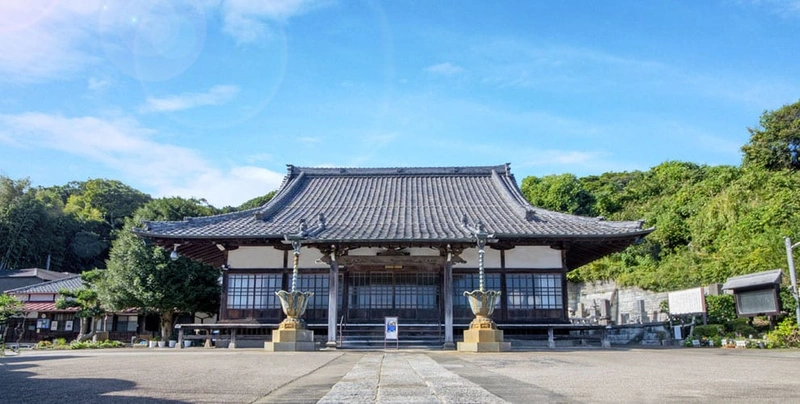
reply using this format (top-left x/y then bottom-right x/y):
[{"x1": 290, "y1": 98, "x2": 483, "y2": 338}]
[
  {"x1": 0, "y1": 177, "x2": 61, "y2": 270},
  {"x1": 742, "y1": 99, "x2": 800, "y2": 171},
  {"x1": 520, "y1": 174, "x2": 595, "y2": 216},
  {"x1": 64, "y1": 179, "x2": 151, "y2": 230},
  {"x1": 99, "y1": 197, "x2": 221, "y2": 339},
  {"x1": 0, "y1": 294, "x2": 23, "y2": 355},
  {"x1": 56, "y1": 270, "x2": 106, "y2": 341}
]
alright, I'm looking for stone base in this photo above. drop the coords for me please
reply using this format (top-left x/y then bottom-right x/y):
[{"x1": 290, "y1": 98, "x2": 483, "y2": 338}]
[
  {"x1": 457, "y1": 341, "x2": 511, "y2": 352},
  {"x1": 457, "y1": 327, "x2": 511, "y2": 352},
  {"x1": 265, "y1": 341, "x2": 317, "y2": 351},
  {"x1": 264, "y1": 328, "x2": 316, "y2": 352}
]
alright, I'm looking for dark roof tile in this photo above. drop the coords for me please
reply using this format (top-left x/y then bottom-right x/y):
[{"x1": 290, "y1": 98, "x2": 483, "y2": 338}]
[{"x1": 137, "y1": 164, "x2": 650, "y2": 242}]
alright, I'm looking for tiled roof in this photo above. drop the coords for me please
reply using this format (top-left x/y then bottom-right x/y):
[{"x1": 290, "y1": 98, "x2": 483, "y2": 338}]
[
  {"x1": 0, "y1": 268, "x2": 73, "y2": 281},
  {"x1": 135, "y1": 164, "x2": 653, "y2": 269},
  {"x1": 5, "y1": 274, "x2": 84, "y2": 294},
  {"x1": 23, "y1": 302, "x2": 79, "y2": 312},
  {"x1": 138, "y1": 164, "x2": 650, "y2": 242},
  {"x1": 722, "y1": 269, "x2": 783, "y2": 291}
]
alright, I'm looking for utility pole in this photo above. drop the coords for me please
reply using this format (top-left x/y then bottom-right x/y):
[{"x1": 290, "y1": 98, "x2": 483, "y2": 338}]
[{"x1": 783, "y1": 236, "x2": 800, "y2": 328}]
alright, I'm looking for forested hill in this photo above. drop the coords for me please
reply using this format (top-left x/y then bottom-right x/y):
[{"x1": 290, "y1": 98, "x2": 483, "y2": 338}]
[
  {"x1": 2, "y1": 100, "x2": 799, "y2": 292},
  {"x1": 523, "y1": 99, "x2": 800, "y2": 291}
]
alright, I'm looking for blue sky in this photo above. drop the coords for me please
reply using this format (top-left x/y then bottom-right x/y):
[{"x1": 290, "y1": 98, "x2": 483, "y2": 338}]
[{"x1": 1, "y1": 1, "x2": 799, "y2": 207}]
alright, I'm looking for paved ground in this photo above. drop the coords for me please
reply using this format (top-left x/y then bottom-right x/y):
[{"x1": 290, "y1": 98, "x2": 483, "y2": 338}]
[{"x1": 3, "y1": 347, "x2": 800, "y2": 403}]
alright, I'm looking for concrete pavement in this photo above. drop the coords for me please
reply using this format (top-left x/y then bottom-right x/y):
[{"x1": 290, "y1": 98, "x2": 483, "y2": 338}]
[{"x1": 3, "y1": 347, "x2": 800, "y2": 403}]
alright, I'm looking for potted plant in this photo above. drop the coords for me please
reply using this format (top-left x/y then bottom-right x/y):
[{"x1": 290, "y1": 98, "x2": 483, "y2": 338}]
[
  {"x1": 148, "y1": 337, "x2": 158, "y2": 348},
  {"x1": 153, "y1": 336, "x2": 165, "y2": 348}
]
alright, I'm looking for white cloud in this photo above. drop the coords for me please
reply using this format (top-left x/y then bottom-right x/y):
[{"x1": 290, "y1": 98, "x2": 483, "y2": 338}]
[
  {"x1": 141, "y1": 85, "x2": 240, "y2": 113},
  {"x1": 0, "y1": 1, "x2": 333, "y2": 82},
  {"x1": 88, "y1": 77, "x2": 111, "y2": 92},
  {"x1": 425, "y1": 62, "x2": 465, "y2": 76},
  {"x1": 220, "y1": 0, "x2": 333, "y2": 43},
  {"x1": 473, "y1": 39, "x2": 664, "y2": 89},
  {"x1": 0, "y1": 112, "x2": 284, "y2": 207},
  {"x1": 0, "y1": 2, "x2": 102, "y2": 83},
  {"x1": 745, "y1": 0, "x2": 800, "y2": 17}
]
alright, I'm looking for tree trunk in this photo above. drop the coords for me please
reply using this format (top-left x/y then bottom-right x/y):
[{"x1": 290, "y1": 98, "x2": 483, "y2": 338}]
[
  {"x1": 1, "y1": 325, "x2": 7, "y2": 356},
  {"x1": 160, "y1": 311, "x2": 174, "y2": 340},
  {"x1": 77, "y1": 317, "x2": 91, "y2": 342}
]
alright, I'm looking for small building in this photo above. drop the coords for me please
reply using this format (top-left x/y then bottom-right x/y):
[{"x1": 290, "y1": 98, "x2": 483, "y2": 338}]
[
  {"x1": 5, "y1": 275, "x2": 139, "y2": 343},
  {"x1": 135, "y1": 164, "x2": 653, "y2": 347},
  {"x1": 0, "y1": 268, "x2": 73, "y2": 293},
  {"x1": 5, "y1": 275, "x2": 83, "y2": 343}
]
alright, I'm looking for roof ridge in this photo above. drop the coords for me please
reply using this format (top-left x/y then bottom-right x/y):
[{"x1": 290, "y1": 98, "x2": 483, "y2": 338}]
[
  {"x1": 288, "y1": 164, "x2": 508, "y2": 176},
  {"x1": 255, "y1": 171, "x2": 307, "y2": 221},
  {"x1": 489, "y1": 168, "x2": 537, "y2": 221}
]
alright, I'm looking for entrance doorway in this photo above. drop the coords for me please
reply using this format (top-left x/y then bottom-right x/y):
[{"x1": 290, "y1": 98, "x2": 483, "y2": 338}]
[{"x1": 344, "y1": 271, "x2": 441, "y2": 324}]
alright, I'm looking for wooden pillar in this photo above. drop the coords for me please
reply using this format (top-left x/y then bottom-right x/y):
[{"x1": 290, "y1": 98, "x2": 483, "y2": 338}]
[
  {"x1": 443, "y1": 250, "x2": 454, "y2": 349},
  {"x1": 326, "y1": 251, "x2": 339, "y2": 348}
]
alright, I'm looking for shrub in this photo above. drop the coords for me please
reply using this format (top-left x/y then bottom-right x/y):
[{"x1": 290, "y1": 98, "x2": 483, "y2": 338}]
[
  {"x1": 693, "y1": 324, "x2": 724, "y2": 338},
  {"x1": 705, "y1": 295, "x2": 736, "y2": 324},
  {"x1": 726, "y1": 318, "x2": 759, "y2": 338},
  {"x1": 70, "y1": 341, "x2": 88, "y2": 350},
  {"x1": 765, "y1": 318, "x2": 800, "y2": 348},
  {"x1": 69, "y1": 340, "x2": 125, "y2": 350}
]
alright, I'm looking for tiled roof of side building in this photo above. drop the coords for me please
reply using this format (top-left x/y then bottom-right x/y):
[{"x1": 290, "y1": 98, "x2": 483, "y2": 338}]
[
  {"x1": 5, "y1": 274, "x2": 84, "y2": 294},
  {"x1": 136, "y1": 164, "x2": 652, "y2": 242},
  {"x1": 0, "y1": 268, "x2": 74, "y2": 281}
]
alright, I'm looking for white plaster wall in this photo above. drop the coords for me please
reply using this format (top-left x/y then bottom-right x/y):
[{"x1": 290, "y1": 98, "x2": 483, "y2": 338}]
[
  {"x1": 455, "y1": 247, "x2": 502, "y2": 268},
  {"x1": 405, "y1": 247, "x2": 440, "y2": 256},
  {"x1": 504, "y1": 246, "x2": 562, "y2": 269},
  {"x1": 299, "y1": 248, "x2": 330, "y2": 268},
  {"x1": 227, "y1": 246, "x2": 285, "y2": 269},
  {"x1": 348, "y1": 247, "x2": 384, "y2": 256}
]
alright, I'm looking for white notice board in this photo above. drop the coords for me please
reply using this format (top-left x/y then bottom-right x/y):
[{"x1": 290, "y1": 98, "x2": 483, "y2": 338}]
[
  {"x1": 668, "y1": 287, "x2": 706, "y2": 315},
  {"x1": 385, "y1": 317, "x2": 398, "y2": 340}
]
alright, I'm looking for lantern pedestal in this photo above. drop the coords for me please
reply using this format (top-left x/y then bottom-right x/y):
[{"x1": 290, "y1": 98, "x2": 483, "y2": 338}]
[
  {"x1": 457, "y1": 290, "x2": 510, "y2": 352},
  {"x1": 458, "y1": 318, "x2": 511, "y2": 352},
  {"x1": 264, "y1": 327, "x2": 316, "y2": 351},
  {"x1": 265, "y1": 290, "x2": 316, "y2": 352}
]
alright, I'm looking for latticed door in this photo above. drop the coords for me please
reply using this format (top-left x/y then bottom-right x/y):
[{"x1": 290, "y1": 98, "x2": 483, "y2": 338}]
[{"x1": 345, "y1": 271, "x2": 441, "y2": 323}]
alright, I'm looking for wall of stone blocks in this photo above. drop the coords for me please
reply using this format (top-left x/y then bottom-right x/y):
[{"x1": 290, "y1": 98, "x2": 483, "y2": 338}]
[{"x1": 568, "y1": 281, "x2": 670, "y2": 325}]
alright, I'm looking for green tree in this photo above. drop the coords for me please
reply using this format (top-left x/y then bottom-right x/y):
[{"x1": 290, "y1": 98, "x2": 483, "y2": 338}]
[
  {"x1": 99, "y1": 197, "x2": 221, "y2": 339},
  {"x1": 705, "y1": 294, "x2": 736, "y2": 325},
  {"x1": 0, "y1": 177, "x2": 62, "y2": 270},
  {"x1": 56, "y1": 270, "x2": 106, "y2": 341},
  {"x1": 238, "y1": 191, "x2": 276, "y2": 210},
  {"x1": 64, "y1": 179, "x2": 151, "y2": 230},
  {"x1": 0, "y1": 294, "x2": 23, "y2": 355},
  {"x1": 742, "y1": 99, "x2": 800, "y2": 171},
  {"x1": 520, "y1": 173, "x2": 595, "y2": 215}
]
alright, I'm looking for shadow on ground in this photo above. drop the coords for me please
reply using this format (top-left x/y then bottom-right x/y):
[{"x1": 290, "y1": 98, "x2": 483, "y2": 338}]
[{"x1": 0, "y1": 355, "x2": 188, "y2": 404}]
